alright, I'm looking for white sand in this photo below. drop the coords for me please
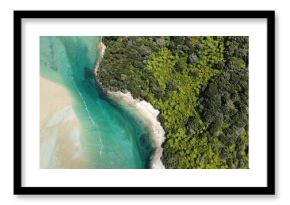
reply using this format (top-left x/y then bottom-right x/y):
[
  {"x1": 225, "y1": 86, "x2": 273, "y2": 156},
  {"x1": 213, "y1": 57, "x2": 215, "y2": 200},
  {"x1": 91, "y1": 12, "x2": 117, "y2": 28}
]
[
  {"x1": 108, "y1": 91, "x2": 166, "y2": 169},
  {"x1": 40, "y1": 77, "x2": 89, "y2": 168}
]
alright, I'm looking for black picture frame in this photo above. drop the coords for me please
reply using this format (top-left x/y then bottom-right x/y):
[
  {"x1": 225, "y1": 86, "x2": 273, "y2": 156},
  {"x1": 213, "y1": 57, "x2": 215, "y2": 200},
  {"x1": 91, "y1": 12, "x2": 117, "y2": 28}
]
[{"x1": 14, "y1": 10, "x2": 275, "y2": 195}]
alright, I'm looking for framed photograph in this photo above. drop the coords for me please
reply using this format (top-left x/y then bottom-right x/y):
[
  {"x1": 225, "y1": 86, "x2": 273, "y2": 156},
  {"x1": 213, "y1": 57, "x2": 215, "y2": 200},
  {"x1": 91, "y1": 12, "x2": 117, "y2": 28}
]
[{"x1": 14, "y1": 10, "x2": 275, "y2": 195}]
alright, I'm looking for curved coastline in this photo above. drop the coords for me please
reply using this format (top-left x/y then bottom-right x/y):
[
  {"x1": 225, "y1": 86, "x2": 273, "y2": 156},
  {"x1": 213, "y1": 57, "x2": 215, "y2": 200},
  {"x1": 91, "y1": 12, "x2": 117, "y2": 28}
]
[{"x1": 95, "y1": 41, "x2": 166, "y2": 169}]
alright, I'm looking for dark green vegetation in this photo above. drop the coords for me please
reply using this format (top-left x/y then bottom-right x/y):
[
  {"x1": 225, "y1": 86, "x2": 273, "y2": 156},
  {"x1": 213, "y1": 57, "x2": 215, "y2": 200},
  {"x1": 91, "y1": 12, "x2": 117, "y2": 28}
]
[{"x1": 98, "y1": 36, "x2": 249, "y2": 169}]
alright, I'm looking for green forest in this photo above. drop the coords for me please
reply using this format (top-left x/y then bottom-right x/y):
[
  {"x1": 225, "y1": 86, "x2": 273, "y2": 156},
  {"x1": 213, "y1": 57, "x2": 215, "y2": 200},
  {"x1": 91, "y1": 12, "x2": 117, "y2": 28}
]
[{"x1": 98, "y1": 36, "x2": 249, "y2": 169}]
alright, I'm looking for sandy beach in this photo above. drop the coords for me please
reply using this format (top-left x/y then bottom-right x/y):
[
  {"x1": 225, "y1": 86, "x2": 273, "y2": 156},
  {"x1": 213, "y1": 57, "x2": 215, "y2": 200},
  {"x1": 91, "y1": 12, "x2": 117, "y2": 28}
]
[
  {"x1": 108, "y1": 91, "x2": 166, "y2": 169},
  {"x1": 40, "y1": 77, "x2": 89, "y2": 168},
  {"x1": 94, "y1": 41, "x2": 106, "y2": 74}
]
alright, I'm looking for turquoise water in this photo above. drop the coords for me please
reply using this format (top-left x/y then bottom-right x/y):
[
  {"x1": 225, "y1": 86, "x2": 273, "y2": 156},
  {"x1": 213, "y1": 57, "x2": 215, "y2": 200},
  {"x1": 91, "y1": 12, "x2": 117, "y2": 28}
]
[{"x1": 40, "y1": 36, "x2": 154, "y2": 168}]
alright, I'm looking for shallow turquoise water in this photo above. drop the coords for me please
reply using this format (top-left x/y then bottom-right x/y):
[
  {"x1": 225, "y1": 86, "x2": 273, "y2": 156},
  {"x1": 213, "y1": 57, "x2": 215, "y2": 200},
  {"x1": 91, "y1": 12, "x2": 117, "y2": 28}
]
[{"x1": 40, "y1": 36, "x2": 154, "y2": 168}]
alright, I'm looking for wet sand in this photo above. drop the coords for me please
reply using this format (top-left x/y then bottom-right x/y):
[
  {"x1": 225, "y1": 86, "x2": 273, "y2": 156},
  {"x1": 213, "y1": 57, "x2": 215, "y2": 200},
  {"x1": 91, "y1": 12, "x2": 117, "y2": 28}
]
[{"x1": 40, "y1": 77, "x2": 89, "y2": 168}]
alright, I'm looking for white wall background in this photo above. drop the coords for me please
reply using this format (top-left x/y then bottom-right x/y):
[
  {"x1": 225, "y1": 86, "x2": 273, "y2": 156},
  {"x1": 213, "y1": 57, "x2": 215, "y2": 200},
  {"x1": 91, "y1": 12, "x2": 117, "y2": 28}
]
[{"x1": 0, "y1": 0, "x2": 287, "y2": 204}]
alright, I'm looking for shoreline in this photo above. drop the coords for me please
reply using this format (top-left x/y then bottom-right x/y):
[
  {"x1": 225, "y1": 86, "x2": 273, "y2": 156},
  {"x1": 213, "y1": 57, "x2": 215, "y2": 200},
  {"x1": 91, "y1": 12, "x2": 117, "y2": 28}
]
[
  {"x1": 95, "y1": 41, "x2": 106, "y2": 75},
  {"x1": 40, "y1": 77, "x2": 89, "y2": 168},
  {"x1": 108, "y1": 91, "x2": 166, "y2": 169},
  {"x1": 95, "y1": 41, "x2": 166, "y2": 169}
]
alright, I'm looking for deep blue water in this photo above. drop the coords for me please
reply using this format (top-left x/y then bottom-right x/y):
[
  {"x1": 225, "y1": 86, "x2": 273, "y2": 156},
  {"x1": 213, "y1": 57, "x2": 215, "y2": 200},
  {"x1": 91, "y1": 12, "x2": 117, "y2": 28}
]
[{"x1": 40, "y1": 36, "x2": 154, "y2": 168}]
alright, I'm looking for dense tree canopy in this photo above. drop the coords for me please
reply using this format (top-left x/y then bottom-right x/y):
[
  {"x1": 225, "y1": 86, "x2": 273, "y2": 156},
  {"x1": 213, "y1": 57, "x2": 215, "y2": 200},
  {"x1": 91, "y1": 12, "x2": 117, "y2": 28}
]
[{"x1": 98, "y1": 36, "x2": 249, "y2": 169}]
